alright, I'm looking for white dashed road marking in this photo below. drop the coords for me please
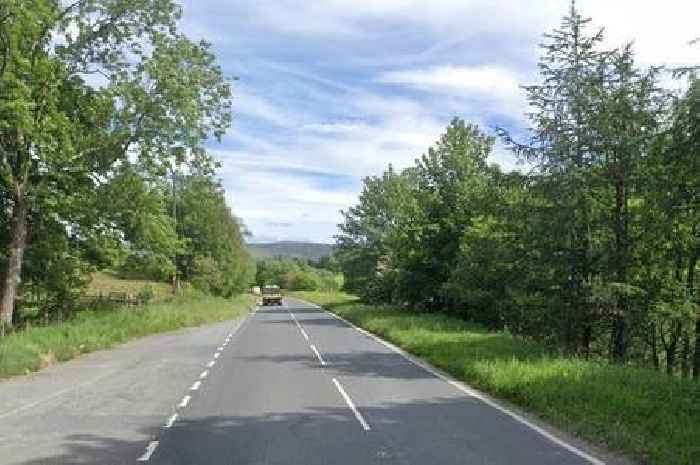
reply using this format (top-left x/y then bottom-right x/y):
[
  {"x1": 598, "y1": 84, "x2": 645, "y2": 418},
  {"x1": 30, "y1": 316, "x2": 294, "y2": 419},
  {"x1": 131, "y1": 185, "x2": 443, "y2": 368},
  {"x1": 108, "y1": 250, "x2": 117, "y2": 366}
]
[
  {"x1": 137, "y1": 441, "x2": 159, "y2": 461},
  {"x1": 190, "y1": 381, "x2": 202, "y2": 391},
  {"x1": 320, "y1": 303, "x2": 605, "y2": 465},
  {"x1": 310, "y1": 344, "x2": 327, "y2": 366},
  {"x1": 200, "y1": 370, "x2": 208, "y2": 379},
  {"x1": 164, "y1": 413, "x2": 178, "y2": 428},
  {"x1": 178, "y1": 395, "x2": 191, "y2": 408},
  {"x1": 332, "y1": 378, "x2": 371, "y2": 431}
]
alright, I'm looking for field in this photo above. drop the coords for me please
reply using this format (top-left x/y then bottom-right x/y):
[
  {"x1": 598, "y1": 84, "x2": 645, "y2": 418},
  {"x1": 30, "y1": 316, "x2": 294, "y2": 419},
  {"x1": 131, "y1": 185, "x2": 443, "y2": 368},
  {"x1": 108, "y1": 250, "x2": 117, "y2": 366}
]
[
  {"x1": 87, "y1": 271, "x2": 173, "y2": 301},
  {"x1": 292, "y1": 291, "x2": 700, "y2": 465}
]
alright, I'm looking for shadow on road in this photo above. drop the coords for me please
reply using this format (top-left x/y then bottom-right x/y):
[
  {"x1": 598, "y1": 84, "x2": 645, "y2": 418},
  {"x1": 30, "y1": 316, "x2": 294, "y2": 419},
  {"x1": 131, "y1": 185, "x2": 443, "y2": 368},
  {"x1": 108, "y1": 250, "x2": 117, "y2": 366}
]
[{"x1": 14, "y1": 395, "x2": 591, "y2": 465}]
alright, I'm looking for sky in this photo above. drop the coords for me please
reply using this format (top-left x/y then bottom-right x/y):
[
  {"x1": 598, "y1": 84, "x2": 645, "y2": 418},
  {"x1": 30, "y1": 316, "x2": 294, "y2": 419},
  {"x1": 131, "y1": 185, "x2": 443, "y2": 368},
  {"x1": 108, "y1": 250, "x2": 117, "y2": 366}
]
[{"x1": 179, "y1": 0, "x2": 698, "y2": 244}]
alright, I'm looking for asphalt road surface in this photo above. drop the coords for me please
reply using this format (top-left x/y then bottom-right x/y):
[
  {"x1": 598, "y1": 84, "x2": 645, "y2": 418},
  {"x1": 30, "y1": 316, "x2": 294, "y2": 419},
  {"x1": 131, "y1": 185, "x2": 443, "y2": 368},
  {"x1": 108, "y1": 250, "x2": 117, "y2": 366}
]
[{"x1": 0, "y1": 298, "x2": 608, "y2": 465}]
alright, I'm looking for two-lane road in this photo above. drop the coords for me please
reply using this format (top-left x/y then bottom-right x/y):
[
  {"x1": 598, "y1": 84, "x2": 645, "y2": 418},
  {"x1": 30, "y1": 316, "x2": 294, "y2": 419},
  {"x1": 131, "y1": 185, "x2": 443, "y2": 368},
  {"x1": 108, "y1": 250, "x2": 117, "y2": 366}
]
[{"x1": 146, "y1": 298, "x2": 602, "y2": 465}]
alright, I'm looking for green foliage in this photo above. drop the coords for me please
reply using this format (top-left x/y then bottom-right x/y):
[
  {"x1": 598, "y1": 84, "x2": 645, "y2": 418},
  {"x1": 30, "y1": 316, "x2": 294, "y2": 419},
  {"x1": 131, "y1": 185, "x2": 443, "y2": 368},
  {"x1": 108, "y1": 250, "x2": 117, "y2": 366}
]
[
  {"x1": 255, "y1": 258, "x2": 341, "y2": 292},
  {"x1": 175, "y1": 175, "x2": 253, "y2": 297},
  {"x1": 295, "y1": 291, "x2": 700, "y2": 465},
  {"x1": 335, "y1": 3, "x2": 699, "y2": 378},
  {"x1": 0, "y1": 0, "x2": 250, "y2": 326}
]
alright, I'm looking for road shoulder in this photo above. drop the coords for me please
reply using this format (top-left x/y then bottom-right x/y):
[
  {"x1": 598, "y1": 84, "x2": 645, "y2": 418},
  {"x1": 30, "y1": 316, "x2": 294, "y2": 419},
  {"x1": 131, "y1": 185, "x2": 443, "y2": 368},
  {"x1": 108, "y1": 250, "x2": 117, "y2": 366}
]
[{"x1": 0, "y1": 315, "x2": 249, "y2": 465}]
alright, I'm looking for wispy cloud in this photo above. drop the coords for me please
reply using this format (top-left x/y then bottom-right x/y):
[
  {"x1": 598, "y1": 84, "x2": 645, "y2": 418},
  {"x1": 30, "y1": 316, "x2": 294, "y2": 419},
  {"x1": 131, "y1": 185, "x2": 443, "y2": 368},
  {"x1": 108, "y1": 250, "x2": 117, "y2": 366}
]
[{"x1": 182, "y1": 0, "x2": 699, "y2": 243}]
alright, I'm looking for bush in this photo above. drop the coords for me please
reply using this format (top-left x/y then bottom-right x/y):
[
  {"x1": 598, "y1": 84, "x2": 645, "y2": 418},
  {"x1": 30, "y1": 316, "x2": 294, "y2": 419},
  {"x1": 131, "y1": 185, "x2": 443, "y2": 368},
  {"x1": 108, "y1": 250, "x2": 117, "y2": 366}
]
[{"x1": 286, "y1": 270, "x2": 321, "y2": 291}]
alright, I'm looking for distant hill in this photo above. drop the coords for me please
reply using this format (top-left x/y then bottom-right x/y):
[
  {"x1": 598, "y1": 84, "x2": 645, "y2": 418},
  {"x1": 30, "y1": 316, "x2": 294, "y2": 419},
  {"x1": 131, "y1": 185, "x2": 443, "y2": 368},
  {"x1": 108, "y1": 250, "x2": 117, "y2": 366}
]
[{"x1": 247, "y1": 241, "x2": 335, "y2": 261}]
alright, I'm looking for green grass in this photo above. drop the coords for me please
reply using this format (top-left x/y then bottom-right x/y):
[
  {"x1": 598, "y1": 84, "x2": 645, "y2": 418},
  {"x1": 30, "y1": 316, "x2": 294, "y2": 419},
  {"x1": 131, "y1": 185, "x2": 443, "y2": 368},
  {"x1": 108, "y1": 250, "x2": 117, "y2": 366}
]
[
  {"x1": 88, "y1": 271, "x2": 173, "y2": 301},
  {"x1": 0, "y1": 292, "x2": 256, "y2": 380},
  {"x1": 293, "y1": 291, "x2": 700, "y2": 465}
]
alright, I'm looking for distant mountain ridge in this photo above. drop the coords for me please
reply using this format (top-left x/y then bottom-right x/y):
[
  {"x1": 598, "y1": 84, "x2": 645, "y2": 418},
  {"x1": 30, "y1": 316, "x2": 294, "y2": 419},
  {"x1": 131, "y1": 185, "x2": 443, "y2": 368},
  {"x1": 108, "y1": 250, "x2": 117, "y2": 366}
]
[{"x1": 247, "y1": 241, "x2": 334, "y2": 260}]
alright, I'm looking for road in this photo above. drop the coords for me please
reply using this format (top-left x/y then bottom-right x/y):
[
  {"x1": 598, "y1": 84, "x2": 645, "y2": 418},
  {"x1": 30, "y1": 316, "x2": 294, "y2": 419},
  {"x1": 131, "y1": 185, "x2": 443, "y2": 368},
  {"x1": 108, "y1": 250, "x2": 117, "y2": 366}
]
[
  {"x1": 0, "y1": 298, "x2": 608, "y2": 465},
  {"x1": 150, "y1": 298, "x2": 602, "y2": 465},
  {"x1": 0, "y1": 317, "x2": 245, "y2": 465}
]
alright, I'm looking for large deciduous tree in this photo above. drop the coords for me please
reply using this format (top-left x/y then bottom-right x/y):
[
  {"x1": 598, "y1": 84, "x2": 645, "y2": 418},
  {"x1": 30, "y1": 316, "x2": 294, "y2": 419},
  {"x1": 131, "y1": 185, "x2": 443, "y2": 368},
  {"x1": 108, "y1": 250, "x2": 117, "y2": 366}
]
[{"x1": 0, "y1": 0, "x2": 232, "y2": 327}]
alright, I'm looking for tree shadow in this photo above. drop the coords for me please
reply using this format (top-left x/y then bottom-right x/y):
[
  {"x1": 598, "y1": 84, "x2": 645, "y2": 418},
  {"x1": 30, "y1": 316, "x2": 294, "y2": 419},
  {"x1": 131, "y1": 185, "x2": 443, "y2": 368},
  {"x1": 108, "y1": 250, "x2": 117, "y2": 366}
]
[
  {"x1": 241, "y1": 349, "x2": 436, "y2": 380},
  {"x1": 14, "y1": 396, "x2": 595, "y2": 465}
]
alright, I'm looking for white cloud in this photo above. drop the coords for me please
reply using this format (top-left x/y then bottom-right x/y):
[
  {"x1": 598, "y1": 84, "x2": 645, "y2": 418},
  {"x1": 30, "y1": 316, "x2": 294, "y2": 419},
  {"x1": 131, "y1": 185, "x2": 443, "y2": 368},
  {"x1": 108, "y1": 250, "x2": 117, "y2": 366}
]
[
  {"x1": 379, "y1": 65, "x2": 519, "y2": 94},
  {"x1": 186, "y1": 0, "x2": 698, "y2": 243},
  {"x1": 377, "y1": 65, "x2": 527, "y2": 118},
  {"x1": 223, "y1": 169, "x2": 355, "y2": 243}
]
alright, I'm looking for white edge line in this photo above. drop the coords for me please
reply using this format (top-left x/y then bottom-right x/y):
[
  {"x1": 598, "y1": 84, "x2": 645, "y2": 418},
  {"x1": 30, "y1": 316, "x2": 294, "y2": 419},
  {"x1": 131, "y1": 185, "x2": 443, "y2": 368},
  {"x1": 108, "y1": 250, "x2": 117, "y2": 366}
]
[
  {"x1": 310, "y1": 344, "x2": 327, "y2": 366},
  {"x1": 299, "y1": 327, "x2": 310, "y2": 341},
  {"x1": 332, "y1": 377, "x2": 370, "y2": 431},
  {"x1": 137, "y1": 440, "x2": 159, "y2": 461},
  {"x1": 321, "y1": 305, "x2": 604, "y2": 465},
  {"x1": 164, "y1": 413, "x2": 178, "y2": 428},
  {"x1": 178, "y1": 395, "x2": 191, "y2": 408},
  {"x1": 191, "y1": 381, "x2": 201, "y2": 391}
]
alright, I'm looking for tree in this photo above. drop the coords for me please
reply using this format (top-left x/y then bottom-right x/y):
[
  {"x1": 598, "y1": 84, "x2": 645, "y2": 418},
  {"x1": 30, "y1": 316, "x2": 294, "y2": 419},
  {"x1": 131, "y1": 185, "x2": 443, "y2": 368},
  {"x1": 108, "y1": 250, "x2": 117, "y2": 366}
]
[
  {"x1": 0, "y1": 0, "x2": 232, "y2": 326},
  {"x1": 497, "y1": 0, "x2": 608, "y2": 354},
  {"x1": 176, "y1": 175, "x2": 253, "y2": 297}
]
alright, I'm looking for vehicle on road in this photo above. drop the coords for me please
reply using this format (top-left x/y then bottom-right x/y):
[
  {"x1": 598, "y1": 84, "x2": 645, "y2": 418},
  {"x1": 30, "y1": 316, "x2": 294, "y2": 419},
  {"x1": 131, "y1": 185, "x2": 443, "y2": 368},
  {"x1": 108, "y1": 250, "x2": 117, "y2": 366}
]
[{"x1": 261, "y1": 284, "x2": 282, "y2": 306}]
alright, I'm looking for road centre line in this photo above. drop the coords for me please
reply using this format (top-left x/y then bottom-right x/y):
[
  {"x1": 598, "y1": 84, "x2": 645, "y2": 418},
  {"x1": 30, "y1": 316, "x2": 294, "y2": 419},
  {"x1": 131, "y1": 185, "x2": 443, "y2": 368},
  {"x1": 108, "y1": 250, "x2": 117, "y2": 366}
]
[
  {"x1": 164, "y1": 413, "x2": 178, "y2": 428},
  {"x1": 309, "y1": 344, "x2": 327, "y2": 366},
  {"x1": 332, "y1": 378, "x2": 371, "y2": 431},
  {"x1": 135, "y1": 313, "x2": 251, "y2": 463},
  {"x1": 288, "y1": 310, "x2": 312, "y2": 342},
  {"x1": 321, "y1": 305, "x2": 604, "y2": 465},
  {"x1": 137, "y1": 441, "x2": 159, "y2": 461}
]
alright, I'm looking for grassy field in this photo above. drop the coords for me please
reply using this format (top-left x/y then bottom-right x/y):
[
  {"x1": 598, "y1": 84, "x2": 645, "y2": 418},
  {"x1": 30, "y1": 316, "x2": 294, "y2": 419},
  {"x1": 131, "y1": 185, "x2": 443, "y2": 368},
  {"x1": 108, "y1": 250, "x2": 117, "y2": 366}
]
[
  {"x1": 88, "y1": 271, "x2": 173, "y2": 301},
  {"x1": 0, "y1": 292, "x2": 256, "y2": 380},
  {"x1": 292, "y1": 291, "x2": 700, "y2": 465}
]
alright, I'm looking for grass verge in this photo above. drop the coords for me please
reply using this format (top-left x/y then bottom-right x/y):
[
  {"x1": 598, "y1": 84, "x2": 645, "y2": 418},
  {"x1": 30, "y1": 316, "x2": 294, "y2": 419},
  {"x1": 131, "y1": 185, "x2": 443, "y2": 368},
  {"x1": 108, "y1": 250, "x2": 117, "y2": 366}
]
[
  {"x1": 292, "y1": 291, "x2": 700, "y2": 465},
  {"x1": 0, "y1": 292, "x2": 256, "y2": 380}
]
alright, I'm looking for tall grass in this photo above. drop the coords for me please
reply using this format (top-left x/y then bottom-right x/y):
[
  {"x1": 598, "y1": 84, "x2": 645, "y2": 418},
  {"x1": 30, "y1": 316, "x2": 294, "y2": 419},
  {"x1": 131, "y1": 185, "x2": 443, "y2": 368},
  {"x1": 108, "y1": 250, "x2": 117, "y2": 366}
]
[
  {"x1": 293, "y1": 291, "x2": 700, "y2": 465},
  {"x1": 0, "y1": 293, "x2": 255, "y2": 380}
]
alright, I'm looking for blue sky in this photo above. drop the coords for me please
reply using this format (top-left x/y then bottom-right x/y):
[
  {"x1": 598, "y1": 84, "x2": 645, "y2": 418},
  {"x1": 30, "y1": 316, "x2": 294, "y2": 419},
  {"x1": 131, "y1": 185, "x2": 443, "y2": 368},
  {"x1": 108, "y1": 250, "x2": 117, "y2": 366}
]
[{"x1": 179, "y1": 0, "x2": 698, "y2": 244}]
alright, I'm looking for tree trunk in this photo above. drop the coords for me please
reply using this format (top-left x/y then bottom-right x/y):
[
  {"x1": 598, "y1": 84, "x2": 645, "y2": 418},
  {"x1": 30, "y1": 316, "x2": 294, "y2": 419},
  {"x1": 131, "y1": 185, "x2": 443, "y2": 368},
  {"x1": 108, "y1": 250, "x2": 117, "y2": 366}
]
[
  {"x1": 666, "y1": 321, "x2": 681, "y2": 376},
  {"x1": 0, "y1": 192, "x2": 28, "y2": 328},
  {"x1": 694, "y1": 316, "x2": 700, "y2": 381},
  {"x1": 610, "y1": 175, "x2": 629, "y2": 363},
  {"x1": 612, "y1": 315, "x2": 628, "y2": 363},
  {"x1": 688, "y1": 253, "x2": 698, "y2": 380},
  {"x1": 650, "y1": 324, "x2": 660, "y2": 370},
  {"x1": 681, "y1": 331, "x2": 690, "y2": 378}
]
